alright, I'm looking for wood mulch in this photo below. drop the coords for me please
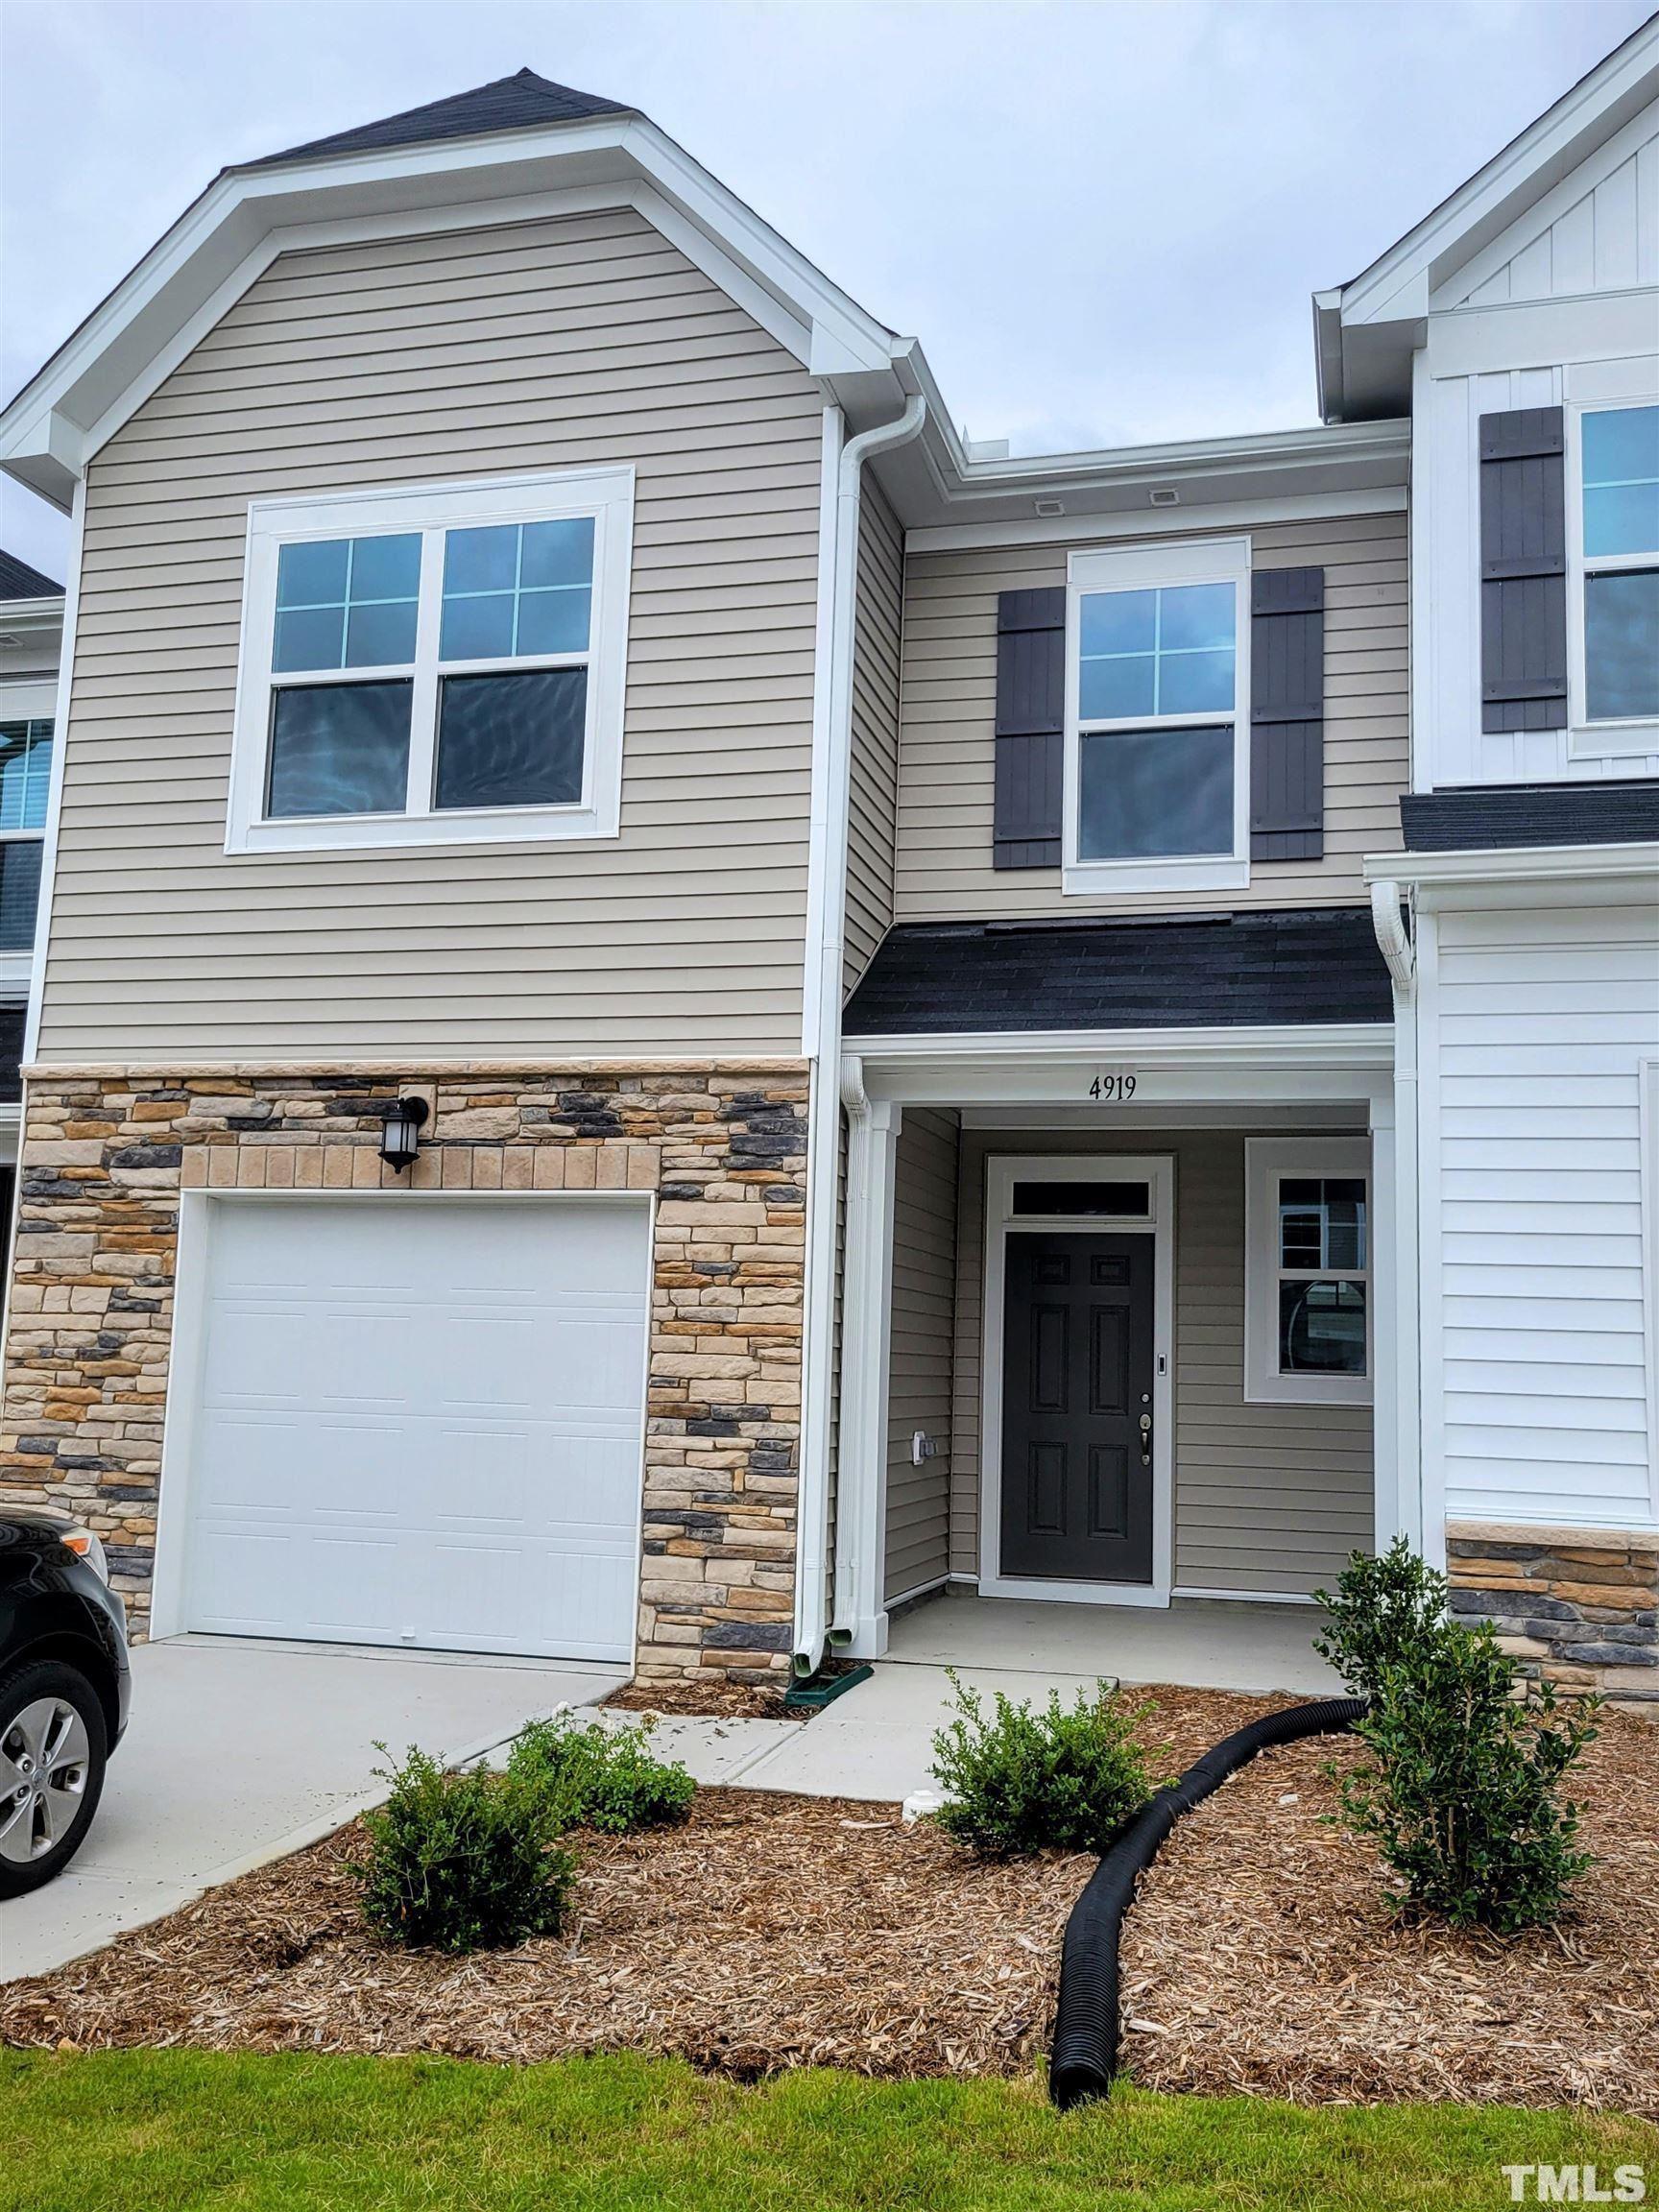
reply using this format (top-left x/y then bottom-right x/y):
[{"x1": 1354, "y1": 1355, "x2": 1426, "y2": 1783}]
[
  {"x1": 3, "y1": 1687, "x2": 1654, "y2": 2113},
  {"x1": 602, "y1": 1679, "x2": 795, "y2": 1721},
  {"x1": 1119, "y1": 1709, "x2": 1659, "y2": 2117}
]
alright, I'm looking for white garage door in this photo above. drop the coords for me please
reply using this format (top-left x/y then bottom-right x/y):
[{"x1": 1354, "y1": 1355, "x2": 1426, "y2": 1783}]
[{"x1": 175, "y1": 1196, "x2": 649, "y2": 1662}]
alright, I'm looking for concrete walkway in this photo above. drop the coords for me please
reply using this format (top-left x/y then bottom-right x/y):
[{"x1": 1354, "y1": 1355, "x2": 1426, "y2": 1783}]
[
  {"x1": 1, "y1": 1635, "x2": 624, "y2": 1983},
  {"x1": 599, "y1": 1593, "x2": 1342, "y2": 1806}
]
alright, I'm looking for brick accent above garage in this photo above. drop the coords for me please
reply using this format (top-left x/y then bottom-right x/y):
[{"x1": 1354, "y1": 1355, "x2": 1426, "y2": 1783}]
[{"x1": 0, "y1": 1062, "x2": 810, "y2": 1685}]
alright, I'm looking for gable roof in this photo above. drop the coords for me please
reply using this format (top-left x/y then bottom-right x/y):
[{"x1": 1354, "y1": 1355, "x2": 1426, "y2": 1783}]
[
  {"x1": 0, "y1": 547, "x2": 63, "y2": 600},
  {"x1": 0, "y1": 75, "x2": 912, "y2": 516},
  {"x1": 246, "y1": 67, "x2": 630, "y2": 169},
  {"x1": 1315, "y1": 12, "x2": 1658, "y2": 420}
]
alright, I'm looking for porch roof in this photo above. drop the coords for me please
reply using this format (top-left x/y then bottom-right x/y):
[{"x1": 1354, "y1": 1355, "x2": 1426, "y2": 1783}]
[{"x1": 842, "y1": 907, "x2": 1392, "y2": 1038}]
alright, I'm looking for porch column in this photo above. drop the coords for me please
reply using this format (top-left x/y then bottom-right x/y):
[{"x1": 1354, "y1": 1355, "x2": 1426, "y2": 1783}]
[
  {"x1": 833, "y1": 1080, "x2": 901, "y2": 1659},
  {"x1": 1370, "y1": 1072, "x2": 1422, "y2": 1556}
]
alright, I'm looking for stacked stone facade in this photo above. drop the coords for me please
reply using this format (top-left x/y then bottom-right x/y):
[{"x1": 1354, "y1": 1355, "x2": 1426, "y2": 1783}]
[
  {"x1": 0, "y1": 1061, "x2": 808, "y2": 1684},
  {"x1": 1447, "y1": 1521, "x2": 1658, "y2": 1710}
]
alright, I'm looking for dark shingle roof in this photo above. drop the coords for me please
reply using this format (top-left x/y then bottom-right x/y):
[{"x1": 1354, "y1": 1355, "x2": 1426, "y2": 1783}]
[
  {"x1": 246, "y1": 68, "x2": 631, "y2": 170},
  {"x1": 843, "y1": 908, "x2": 1393, "y2": 1038},
  {"x1": 0, "y1": 549, "x2": 63, "y2": 600},
  {"x1": 1401, "y1": 782, "x2": 1659, "y2": 851}
]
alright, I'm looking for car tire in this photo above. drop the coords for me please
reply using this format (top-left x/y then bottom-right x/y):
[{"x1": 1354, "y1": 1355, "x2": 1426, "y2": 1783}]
[{"x1": 0, "y1": 1658, "x2": 108, "y2": 1897}]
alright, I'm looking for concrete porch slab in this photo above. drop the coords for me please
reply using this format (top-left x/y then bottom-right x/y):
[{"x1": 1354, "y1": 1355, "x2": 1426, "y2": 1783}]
[{"x1": 883, "y1": 1591, "x2": 1346, "y2": 1697}]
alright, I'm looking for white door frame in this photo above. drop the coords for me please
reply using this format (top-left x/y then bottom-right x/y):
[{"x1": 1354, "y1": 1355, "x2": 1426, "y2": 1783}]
[
  {"x1": 979, "y1": 1152, "x2": 1176, "y2": 1607},
  {"x1": 149, "y1": 1186, "x2": 656, "y2": 1658}
]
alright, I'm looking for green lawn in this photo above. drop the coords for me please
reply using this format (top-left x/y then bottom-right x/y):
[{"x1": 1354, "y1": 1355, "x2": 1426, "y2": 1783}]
[{"x1": 2, "y1": 2049, "x2": 1653, "y2": 2212}]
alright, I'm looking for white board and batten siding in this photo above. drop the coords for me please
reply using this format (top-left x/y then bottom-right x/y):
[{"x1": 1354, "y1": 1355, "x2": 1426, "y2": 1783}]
[
  {"x1": 1413, "y1": 96, "x2": 1658, "y2": 793},
  {"x1": 895, "y1": 512, "x2": 1407, "y2": 925},
  {"x1": 43, "y1": 205, "x2": 827, "y2": 1063},
  {"x1": 1423, "y1": 891, "x2": 1659, "y2": 1533}
]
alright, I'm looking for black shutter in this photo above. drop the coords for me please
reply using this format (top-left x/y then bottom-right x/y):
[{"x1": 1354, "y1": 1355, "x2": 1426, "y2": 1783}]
[
  {"x1": 993, "y1": 587, "x2": 1065, "y2": 868},
  {"x1": 1479, "y1": 406, "x2": 1567, "y2": 733},
  {"x1": 1250, "y1": 565, "x2": 1325, "y2": 862}
]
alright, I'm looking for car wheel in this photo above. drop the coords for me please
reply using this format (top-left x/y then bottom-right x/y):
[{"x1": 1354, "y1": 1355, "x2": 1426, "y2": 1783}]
[{"x1": 0, "y1": 1659, "x2": 108, "y2": 1897}]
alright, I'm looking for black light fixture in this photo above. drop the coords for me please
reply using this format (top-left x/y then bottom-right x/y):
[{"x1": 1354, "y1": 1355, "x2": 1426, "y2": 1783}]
[{"x1": 377, "y1": 1094, "x2": 428, "y2": 1172}]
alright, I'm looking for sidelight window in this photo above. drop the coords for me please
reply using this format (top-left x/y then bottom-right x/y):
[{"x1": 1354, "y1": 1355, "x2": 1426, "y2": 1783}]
[{"x1": 1245, "y1": 1138, "x2": 1372, "y2": 1407}]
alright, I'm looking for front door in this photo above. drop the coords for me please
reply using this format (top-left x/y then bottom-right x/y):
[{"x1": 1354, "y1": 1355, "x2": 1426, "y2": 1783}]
[{"x1": 999, "y1": 1231, "x2": 1155, "y2": 1583}]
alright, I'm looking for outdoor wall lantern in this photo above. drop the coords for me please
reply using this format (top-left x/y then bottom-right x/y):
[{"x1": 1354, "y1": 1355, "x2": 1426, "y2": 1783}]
[{"x1": 377, "y1": 1094, "x2": 429, "y2": 1173}]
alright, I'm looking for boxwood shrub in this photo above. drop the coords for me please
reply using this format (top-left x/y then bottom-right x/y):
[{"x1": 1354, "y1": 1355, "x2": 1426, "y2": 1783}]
[{"x1": 928, "y1": 1671, "x2": 1167, "y2": 1857}]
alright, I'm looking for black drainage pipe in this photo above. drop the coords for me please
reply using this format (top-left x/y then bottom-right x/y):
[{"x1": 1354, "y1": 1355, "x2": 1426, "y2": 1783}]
[{"x1": 1048, "y1": 1695, "x2": 1367, "y2": 2109}]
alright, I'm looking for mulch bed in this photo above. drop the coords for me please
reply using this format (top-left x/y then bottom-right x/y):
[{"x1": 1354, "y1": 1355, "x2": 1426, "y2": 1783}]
[
  {"x1": 4, "y1": 1688, "x2": 1654, "y2": 2113},
  {"x1": 602, "y1": 1680, "x2": 795, "y2": 1720},
  {"x1": 1119, "y1": 1711, "x2": 1659, "y2": 2117}
]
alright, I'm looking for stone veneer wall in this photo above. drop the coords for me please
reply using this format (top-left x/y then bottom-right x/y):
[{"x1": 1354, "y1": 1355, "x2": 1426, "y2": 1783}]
[
  {"x1": 0, "y1": 1062, "x2": 809, "y2": 1684},
  {"x1": 1447, "y1": 1521, "x2": 1658, "y2": 1709}
]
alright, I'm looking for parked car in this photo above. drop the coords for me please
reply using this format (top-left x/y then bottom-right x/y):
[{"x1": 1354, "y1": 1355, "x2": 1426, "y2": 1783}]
[{"x1": 0, "y1": 1513, "x2": 129, "y2": 1895}]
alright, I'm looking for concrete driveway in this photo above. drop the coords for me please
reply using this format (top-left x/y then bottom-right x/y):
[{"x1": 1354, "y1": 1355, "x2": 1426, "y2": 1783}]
[{"x1": 0, "y1": 1635, "x2": 625, "y2": 1983}]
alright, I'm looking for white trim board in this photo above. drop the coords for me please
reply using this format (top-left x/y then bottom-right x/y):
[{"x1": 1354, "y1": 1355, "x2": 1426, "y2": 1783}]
[{"x1": 978, "y1": 1152, "x2": 1177, "y2": 1609}]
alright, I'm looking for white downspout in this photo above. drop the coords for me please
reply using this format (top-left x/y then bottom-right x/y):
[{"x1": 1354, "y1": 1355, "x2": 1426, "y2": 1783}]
[
  {"x1": 793, "y1": 391, "x2": 926, "y2": 1679},
  {"x1": 1370, "y1": 878, "x2": 1423, "y2": 1553}
]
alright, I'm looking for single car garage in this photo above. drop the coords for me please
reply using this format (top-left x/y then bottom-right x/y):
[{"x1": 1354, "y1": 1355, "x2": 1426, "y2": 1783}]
[{"x1": 151, "y1": 1193, "x2": 652, "y2": 1664}]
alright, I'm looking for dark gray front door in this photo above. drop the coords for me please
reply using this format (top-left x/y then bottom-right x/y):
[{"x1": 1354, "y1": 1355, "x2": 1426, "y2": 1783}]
[{"x1": 999, "y1": 1231, "x2": 1155, "y2": 1583}]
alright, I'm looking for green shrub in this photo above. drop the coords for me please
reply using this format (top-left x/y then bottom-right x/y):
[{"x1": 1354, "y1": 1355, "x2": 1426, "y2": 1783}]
[
  {"x1": 353, "y1": 1743, "x2": 575, "y2": 1954},
  {"x1": 510, "y1": 1710, "x2": 696, "y2": 1835},
  {"x1": 927, "y1": 1671, "x2": 1167, "y2": 1857},
  {"x1": 1335, "y1": 1618, "x2": 1599, "y2": 1935},
  {"x1": 1313, "y1": 1534, "x2": 1451, "y2": 1700}
]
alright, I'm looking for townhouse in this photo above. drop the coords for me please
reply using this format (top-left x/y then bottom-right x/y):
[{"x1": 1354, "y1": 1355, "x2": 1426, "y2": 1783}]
[{"x1": 0, "y1": 30, "x2": 1652, "y2": 1698}]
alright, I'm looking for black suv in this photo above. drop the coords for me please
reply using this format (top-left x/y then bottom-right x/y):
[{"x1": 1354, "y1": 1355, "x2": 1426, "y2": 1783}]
[{"x1": 0, "y1": 1512, "x2": 130, "y2": 1895}]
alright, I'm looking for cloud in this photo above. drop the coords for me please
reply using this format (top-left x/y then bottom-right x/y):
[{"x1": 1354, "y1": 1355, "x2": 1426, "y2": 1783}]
[{"x1": 1, "y1": 0, "x2": 1648, "y2": 575}]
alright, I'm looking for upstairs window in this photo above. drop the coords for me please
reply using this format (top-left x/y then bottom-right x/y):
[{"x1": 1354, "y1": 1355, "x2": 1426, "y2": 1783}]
[
  {"x1": 229, "y1": 469, "x2": 633, "y2": 854},
  {"x1": 1065, "y1": 538, "x2": 1249, "y2": 895},
  {"x1": 1245, "y1": 1138, "x2": 1372, "y2": 1407},
  {"x1": 0, "y1": 713, "x2": 52, "y2": 956},
  {"x1": 1574, "y1": 400, "x2": 1658, "y2": 736}
]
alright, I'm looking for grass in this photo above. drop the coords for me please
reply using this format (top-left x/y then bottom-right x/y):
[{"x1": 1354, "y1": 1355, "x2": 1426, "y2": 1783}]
[{"x1": 1, "y1": 2048, "x2": 1653, "y2": 2211}]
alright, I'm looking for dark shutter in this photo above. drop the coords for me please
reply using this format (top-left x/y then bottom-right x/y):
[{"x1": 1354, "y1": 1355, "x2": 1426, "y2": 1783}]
[
  {"x1": 1479, "y1": 406, "x2": 1567, "y2": 733},
  {"x1": 993, "y1": 587, "x2": 1065, "y2": 868},
  {"x1": 1250, "y1": 565, "x2": 1325, "y2": 862}
]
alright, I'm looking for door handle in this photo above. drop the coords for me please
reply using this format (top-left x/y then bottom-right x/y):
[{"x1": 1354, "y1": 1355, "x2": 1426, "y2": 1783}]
[{"x1": 1139, "y1": 1411, "x2": 1152, "y2": 1464}]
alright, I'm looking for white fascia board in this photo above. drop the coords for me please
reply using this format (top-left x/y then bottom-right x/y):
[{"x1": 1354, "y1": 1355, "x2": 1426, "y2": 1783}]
[
  {"x1": 1336, "y1": 19, "x2": 1658, "y2": 331},
  {"x1": 850, "y1": 1022, "x2": 1394, "y2": 1068},
  {"x1": 0, "y1": 113, "x2": 901, "y2": 502},
  {"x1": 1363, "y1": 841, "x2": 1659, "y2": 889},
  {"x1": 905, "y1": 484, "x2": 1406, "y2": 556},
  {"x1": 886, "y1": 418, "x2": 1408, "y2": 541}
]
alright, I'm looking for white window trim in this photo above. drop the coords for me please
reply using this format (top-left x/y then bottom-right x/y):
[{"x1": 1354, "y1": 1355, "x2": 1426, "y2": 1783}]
[
  {"x1": 1244, "y1": 1135, "x2": 1373, "y2": 1408},
  {"x1": 0, "y1": 676, "x2": 56, "y2": 987},
  {"x1": 1565, "y1": 371, "x2": 1658, "y2": 760},
  {"x1": 1641, "y1": 1059, "x2": 1659, "y2": 1527},
  {"x1": 227, "y1": 465, "x2": 634, "y2": 854},
  {"x1": 1062, "y1": 534, "x2": 1251, "y2": 897}
]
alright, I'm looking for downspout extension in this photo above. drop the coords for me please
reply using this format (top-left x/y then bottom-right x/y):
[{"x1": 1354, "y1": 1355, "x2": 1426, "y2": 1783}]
[{"x1": 793, "y1": 393, "x2": 926, "y2": 1682}]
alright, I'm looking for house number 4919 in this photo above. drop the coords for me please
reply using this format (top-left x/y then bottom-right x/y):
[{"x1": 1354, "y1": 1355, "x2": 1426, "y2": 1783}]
[{"x1": 1089, "y1": 1072, "x2": 1137, "y2": 1102}]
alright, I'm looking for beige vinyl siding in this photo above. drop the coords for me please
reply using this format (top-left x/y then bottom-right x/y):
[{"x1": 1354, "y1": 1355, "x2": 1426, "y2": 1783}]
[
  {"x1": 845, "y1": 480, "x2": 903, "y2": 988},
  {"x1": 895, "y1": 512, "x2": 1407, "y2": 922},
  {"x1": 884, "y1": 1107, "x2": 959, "y2": 1600},
  {"x1": 950, "y1": 1129, "x2": 1373, "y2": 1595},
  {"x1": 41, "y1": 205, "x2": 827, "y2": 1061}
]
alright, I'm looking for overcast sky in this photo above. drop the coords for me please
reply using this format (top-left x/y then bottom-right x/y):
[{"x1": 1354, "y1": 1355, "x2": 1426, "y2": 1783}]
[{"x1": 1, "y1": 0, "x2": 1650, "y2": 580}]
